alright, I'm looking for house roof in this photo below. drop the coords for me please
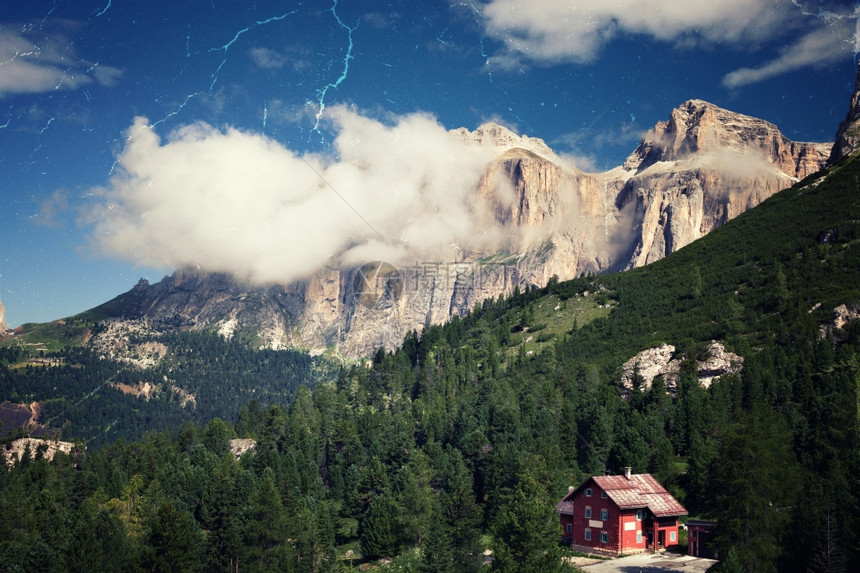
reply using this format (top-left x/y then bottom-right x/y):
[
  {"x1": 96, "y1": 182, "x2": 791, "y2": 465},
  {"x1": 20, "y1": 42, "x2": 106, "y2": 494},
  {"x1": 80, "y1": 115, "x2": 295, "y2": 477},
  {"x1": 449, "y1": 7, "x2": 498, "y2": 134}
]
[
  {"x1": 557, "y1": 473, "x2": 687, "y2": 518},
  {"x1": 556, "y1": 499, "x2": 575, "y2": 515}
]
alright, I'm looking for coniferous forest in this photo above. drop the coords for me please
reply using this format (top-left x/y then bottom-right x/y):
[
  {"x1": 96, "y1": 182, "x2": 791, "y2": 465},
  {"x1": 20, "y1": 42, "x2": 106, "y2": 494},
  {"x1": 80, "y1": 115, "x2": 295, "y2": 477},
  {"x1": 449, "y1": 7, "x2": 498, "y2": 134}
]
[{"x1": 2, "y1": 156, "x2": 860, "y2": 572}]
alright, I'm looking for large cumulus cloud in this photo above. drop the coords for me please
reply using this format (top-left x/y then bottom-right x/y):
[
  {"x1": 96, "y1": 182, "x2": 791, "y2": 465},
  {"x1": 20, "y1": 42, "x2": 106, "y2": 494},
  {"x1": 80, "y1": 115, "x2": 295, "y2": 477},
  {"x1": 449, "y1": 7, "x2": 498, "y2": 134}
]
[{"x1": 86, "y1": 107, "x2": 504, "y2": 284}]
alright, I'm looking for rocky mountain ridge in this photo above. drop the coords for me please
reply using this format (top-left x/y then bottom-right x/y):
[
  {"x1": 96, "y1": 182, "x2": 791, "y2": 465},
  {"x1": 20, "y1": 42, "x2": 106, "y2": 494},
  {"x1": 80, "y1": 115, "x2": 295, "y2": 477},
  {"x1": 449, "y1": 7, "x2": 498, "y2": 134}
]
[
  {"x1": 829, "y1": 61, "x2": 860, "y2": 165},
  {"x1": 90, "y1": 99, "x2": 833, "y2": 357}
]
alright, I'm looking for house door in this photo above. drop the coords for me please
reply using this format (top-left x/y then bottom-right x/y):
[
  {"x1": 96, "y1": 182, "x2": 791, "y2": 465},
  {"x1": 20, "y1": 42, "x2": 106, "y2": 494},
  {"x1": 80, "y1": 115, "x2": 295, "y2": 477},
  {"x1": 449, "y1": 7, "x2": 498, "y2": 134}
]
[{"x1": 658, "y1": 530, "x2": 665, "y2": 548}]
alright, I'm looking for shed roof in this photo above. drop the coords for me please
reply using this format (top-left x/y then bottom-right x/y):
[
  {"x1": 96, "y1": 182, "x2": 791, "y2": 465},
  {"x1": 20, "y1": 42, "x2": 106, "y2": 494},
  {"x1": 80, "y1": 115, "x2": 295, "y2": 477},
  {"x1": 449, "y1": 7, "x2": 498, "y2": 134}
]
[
  {"x1": 557, "y1": 473, "x2": 687, "y2": 518},
  {"x1": 556, "y1": 499, "x2": 575, "y2": 515}
]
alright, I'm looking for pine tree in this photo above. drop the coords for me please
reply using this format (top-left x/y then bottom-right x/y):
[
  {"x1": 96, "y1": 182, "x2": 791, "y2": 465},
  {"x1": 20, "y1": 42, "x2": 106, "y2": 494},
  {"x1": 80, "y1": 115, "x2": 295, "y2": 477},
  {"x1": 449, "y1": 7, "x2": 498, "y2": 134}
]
[
  {"x1": 808, "y1": 502, "x2": 847, "y2": 573},
  {"x1": 143, "y1": 502, "x2": 201, "y2": 572},
  {"x1": 438, "y1": 449, "x2": 482, "y2": 570},
  {"x1": 712, "y1": 406, "x2": 800, "y2": 573},
  {"x1": 419, "y1": 500, "x2": 456, "y2": 573},
  {"x1": 490, "y1": 468, "x2": 570, "y2": 573},
  {"x1": 243, "y1": 471, "x2": 291, "y2": 570},
  {"x1": 360, "y1": 493, "x2": 399, "y2": 559}
]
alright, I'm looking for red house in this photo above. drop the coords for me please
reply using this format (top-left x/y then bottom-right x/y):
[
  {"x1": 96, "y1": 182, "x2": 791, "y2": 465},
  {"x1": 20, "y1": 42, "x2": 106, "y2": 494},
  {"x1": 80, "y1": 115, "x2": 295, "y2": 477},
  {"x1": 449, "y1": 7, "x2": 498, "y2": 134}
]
[{"x1": 556, "y1": 468, "x2": 687, "y2": 556}]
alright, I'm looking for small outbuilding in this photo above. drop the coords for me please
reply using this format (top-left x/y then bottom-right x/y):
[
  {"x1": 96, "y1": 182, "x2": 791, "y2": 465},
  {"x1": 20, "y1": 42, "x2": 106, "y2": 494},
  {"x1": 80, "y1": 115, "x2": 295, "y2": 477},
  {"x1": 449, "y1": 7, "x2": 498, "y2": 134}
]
[
  {"x1": 556, "y1": 467, "x2": 687, "y2": 556},
  {"x1": 686, "y1": 519, "x2": 718, "y2": 559}
]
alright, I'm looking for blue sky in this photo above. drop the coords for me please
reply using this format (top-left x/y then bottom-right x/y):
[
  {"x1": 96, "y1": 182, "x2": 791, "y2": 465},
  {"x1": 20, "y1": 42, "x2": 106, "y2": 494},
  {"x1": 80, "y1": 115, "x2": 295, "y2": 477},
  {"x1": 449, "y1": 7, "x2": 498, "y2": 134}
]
[{"x1": 1, "y1": 0, "x2": 858, "y2": 327}]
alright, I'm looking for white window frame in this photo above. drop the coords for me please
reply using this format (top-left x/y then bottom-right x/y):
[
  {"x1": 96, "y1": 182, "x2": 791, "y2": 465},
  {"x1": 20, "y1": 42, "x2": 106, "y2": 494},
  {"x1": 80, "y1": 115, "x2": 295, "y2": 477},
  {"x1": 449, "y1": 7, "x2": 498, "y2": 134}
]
[
  {"x1": 599, "y1": 508, "x2": 609, "y2": 521},
  {"x1": 599, "y1": 531, "x2": 609, "y2": 543},
  {"x1": 585, "y1": 506, "x2": 592, "y2": 518},
  {"x1": 584, "y1": 528, "x2": 592, "y2": 541},
  {"x1": 636, "y1": 531, "x2": 643, "y2": 544},
  {"x1": 584, "y1": 487, "x2": 593, "y2": 497},
  {"x1": 670, "y1": 531, "x2": 677, "y2": 543}
]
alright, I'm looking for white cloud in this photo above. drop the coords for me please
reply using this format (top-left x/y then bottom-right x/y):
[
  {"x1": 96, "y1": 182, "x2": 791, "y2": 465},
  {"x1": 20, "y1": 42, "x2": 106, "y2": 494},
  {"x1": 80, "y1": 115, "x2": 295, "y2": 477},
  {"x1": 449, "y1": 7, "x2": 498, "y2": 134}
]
[
  {"x1": 0, "y1": 27, "x2": 121, "y2": 97},
  {"x1": 481, "y1": 0, "x2": 856, "y2": 86},
  {"x1": 557, "y1": 151, "x2": 598, "y2": 173},
  {"x1": 723, "y1": 16, "x2": 854, "y2": 88},
  {"x1": 32, "y1": 189, "x2": 69, "y2": 228},
  {"x1": 86, "y1": 108, "x2": 507, "y2": 285},
  {"x1": 248, "y1": 47, "x2": 286, "y2": 70},
  {"x1": 856, "y1": 5, "x2": 860, "y2": 53},
  {"x1": 481, "y1": 0, "x2": 786, "y2": 66}
]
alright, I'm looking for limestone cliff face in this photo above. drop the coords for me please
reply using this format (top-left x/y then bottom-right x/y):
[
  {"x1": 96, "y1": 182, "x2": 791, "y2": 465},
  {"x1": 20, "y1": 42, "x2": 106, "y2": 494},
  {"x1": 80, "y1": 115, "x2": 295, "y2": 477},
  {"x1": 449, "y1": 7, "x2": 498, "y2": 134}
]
[
  {"x1": 611, "y1": 100, "x2": 830, "y2": 268},
  {"x1": 829, "y1": 62, "x2": 860, "y2": 165},
  {"x1": 96, "y1": 100, "x2": 832, "y2": 357},
  {"x1": 626, "y1": 99, "x2": 829, "y2": 178},
  {"x1": 0, "y1": 299, "x2": 6, "y2": 332}
]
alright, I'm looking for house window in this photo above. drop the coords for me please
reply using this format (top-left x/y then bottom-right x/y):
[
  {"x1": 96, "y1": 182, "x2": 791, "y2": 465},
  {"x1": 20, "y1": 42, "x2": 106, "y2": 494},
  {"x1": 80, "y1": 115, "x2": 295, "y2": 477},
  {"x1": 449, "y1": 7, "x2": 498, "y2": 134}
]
[
  {"x1": 600, "y1": 490, "x2": 608, "y2": 498},
  {"x1": 584, "y1": 528, "x2": 592, "y2": 541},
  {"x1": 670, "y1": 531, "x2": 677, "y2": 543},
  {"x1": 566, "y1": 523, "x2": 572, "y2": 533},
  {"x1": 599, "y1": 531, "x2": 609, "y2": 543},
  {"x1": 599, "y1": 508, "x2": 609, "y2": 521},
  {"x1": 637, "y1": 531, "x2": 643, "y2": 544},
  {"x1": 585, "y1": 506, "x2": 592, "y2": 518},
  {"x1": 636, "y1": 509, "x2": 644, "y2": 521},
  {"x1": 585, "y1": 488, "x2": 593, "y2": 497}
]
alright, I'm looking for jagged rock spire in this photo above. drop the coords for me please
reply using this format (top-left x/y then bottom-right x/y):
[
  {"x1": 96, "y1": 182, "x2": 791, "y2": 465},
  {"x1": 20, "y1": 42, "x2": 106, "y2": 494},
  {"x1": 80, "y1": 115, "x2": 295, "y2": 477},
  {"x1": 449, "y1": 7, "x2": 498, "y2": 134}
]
[{"x1": 828, "y1": 60, "x2": 860, "y2": 165}]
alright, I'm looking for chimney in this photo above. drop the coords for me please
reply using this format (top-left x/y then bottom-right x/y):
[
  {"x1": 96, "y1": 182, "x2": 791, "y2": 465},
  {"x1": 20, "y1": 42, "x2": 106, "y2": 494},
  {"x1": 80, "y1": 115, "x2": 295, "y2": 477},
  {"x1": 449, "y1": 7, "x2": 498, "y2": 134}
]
[{"x1": 624, "y1": 467, "x2": 632, "y2": 480}]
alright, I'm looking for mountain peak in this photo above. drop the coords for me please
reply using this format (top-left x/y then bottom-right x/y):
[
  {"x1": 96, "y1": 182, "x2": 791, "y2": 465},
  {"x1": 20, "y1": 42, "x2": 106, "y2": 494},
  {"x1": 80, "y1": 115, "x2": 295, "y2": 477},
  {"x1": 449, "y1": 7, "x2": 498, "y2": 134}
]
[
  {"x1": 451, "y1": 122, "x2": 559, "y2": 162},
  {"x1": 828, "y1": 60, "x2": 860, "y2": 165},
  {"x1": 624, "y1": 99, "x2": 830, "y2": 178}
]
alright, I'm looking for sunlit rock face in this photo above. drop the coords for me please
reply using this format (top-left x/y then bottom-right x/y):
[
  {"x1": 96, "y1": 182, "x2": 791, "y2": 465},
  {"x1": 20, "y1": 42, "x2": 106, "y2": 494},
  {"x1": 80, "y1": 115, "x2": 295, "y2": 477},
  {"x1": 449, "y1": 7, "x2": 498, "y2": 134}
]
[
  {"x1": 829, "y1": 62, "x2": 860, "y2": 165},
  {"x1": 625, "y1": 99, "x2": 829, "y2": 178},
  {"x1": 610, "y1": 100, "x2": 830, "y2": 269},
  {"x1": 4, "y1": 438, "x2": 75, "y2": 466},
  {"x1": 98, "y1": 101, "x2": 831, "y2": 357},
  {"x1": 0, "y1": 299, "x2": 7, "y2": 332},
  {"x1": 620, "y1": 341, "x2": 744, "y2": 394}
]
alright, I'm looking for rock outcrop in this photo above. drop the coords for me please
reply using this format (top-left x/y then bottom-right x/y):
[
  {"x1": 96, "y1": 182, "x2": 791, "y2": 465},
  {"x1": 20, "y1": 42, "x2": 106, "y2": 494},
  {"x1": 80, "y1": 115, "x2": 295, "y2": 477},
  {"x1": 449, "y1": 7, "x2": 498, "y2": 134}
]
[
  {"x1": 620, "y1": 341, "x2": 744, "y2": 394},
  {"x1": 819, "y1": 303, "x2": 860, "y2": 340},
  {"x1": 620, "y1": 344, "x2": 680, "y2": 391},
  {"x1": 4, "y1": 438, "x2": 75, "y2": 466},
  {"x1": 229, "y1": 438, "x2": 257, "y2": 459},
  {"x1": 0, "y1": 298, "x2": 7, "y2": 332},
  {"x1": 90, "y1": 101, "x2": 831, "y2": 357},
  {"x1": 828, "y1": 61, "x2": 860, "y2": 165}
]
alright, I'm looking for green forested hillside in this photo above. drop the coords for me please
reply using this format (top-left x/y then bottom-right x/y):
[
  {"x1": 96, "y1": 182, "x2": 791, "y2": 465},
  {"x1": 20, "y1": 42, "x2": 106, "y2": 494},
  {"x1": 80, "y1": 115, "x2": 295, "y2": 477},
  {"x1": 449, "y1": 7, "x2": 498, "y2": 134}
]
[
  {"x1": 0, "y1": 332, "x2": 335, "y2": 450},
  {"x1": 1, "y1": 155, "x2": 860, "y2": 572}
]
